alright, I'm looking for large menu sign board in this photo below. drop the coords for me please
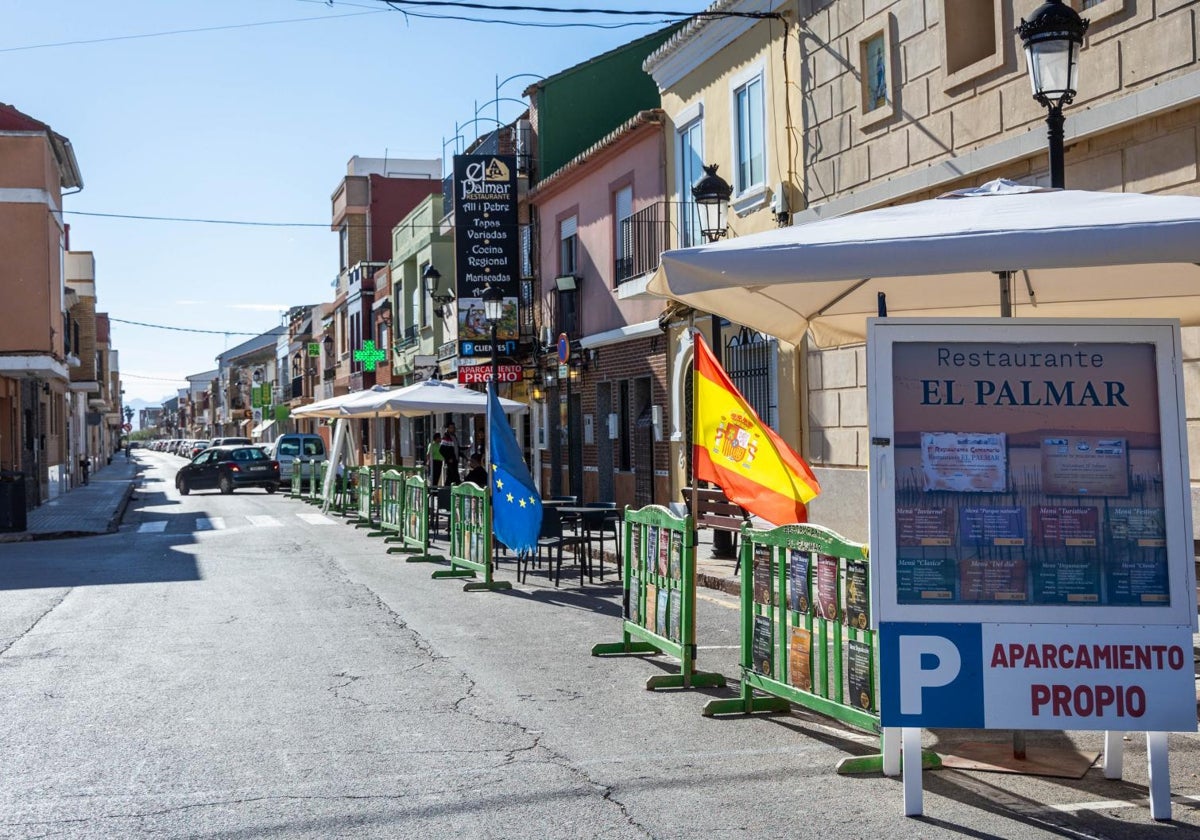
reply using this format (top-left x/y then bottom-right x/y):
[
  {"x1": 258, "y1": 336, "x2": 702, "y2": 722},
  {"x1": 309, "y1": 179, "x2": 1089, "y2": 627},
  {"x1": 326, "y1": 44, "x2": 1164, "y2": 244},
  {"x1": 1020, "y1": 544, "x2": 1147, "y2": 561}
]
[
  {"x1": 869, "y1": 319, "x2": 1195, "y2": 734},
  {"x1": 452, "y1": 154, "x2": 519, "y2": 361}
]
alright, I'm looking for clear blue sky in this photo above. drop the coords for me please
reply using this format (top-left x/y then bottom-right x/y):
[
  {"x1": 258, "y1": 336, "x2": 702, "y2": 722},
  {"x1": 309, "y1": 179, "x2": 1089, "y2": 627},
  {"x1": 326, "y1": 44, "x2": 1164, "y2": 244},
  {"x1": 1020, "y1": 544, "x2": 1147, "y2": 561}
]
[{"x1": 3, "y1": 0, "x2": 698, "y2": 404}]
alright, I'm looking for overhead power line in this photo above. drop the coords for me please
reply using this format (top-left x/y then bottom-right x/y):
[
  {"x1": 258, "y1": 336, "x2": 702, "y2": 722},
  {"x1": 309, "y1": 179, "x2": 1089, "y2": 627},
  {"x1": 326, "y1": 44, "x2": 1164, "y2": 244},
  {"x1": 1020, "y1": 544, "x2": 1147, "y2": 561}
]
[
  {"x1": 110, "y1": 317, "x2": 286, "y2": 337},
  {"x1": 0, "y1": 10, "x2": 386, "y2": 53}
]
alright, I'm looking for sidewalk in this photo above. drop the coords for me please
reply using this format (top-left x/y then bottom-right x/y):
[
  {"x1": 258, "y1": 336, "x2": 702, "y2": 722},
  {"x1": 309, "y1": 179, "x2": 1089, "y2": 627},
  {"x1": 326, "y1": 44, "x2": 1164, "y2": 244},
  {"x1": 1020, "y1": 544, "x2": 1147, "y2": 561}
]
[{"x1": 0, "y1": 453, "x2": 138, "y2": 543}]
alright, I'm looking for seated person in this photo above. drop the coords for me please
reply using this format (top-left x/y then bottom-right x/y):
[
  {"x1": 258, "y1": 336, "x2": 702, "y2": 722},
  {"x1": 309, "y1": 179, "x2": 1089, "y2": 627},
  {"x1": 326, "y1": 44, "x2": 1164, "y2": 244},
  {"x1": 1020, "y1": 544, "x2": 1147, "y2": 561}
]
[{"x1": 463, "y1": 453, "x2": 488, "y2": 488}]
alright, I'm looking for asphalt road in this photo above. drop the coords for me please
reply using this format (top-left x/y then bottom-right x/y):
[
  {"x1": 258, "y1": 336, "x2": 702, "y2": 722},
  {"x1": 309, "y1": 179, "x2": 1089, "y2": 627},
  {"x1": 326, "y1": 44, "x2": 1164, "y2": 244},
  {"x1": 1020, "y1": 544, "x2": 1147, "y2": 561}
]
[{"x1": 1, "y1": 451, "x2": 1199, "y2": 838}]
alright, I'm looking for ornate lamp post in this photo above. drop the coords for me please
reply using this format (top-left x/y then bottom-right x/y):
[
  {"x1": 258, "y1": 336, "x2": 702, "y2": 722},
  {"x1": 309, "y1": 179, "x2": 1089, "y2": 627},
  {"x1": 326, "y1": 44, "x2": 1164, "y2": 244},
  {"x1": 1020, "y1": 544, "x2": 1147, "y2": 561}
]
[
  {"x1": 1018, "y1": 0, "x2": 1088, "y2": 189},
  {"x1": 691, "y1": 164, "x2": 733, "y2": 243},
  {"x1": 481, "y1": 284, "x2": 505, "y2": 387},
  {"x1": 422, "y1": 264, "x2": 456, "y2": 318}
]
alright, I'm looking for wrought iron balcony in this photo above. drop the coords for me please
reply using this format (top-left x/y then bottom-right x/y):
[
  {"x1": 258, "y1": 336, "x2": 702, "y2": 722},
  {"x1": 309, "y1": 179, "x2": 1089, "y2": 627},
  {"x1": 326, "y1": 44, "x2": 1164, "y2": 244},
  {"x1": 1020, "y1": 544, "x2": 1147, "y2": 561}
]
[{"x1": 616, "y1": 201, "x2": 674, "y2": 285}]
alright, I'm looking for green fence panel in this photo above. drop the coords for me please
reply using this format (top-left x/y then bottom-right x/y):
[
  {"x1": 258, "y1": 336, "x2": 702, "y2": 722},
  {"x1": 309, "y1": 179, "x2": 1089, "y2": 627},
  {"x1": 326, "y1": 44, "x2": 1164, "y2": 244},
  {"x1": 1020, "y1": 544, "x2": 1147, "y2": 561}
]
[
  {"x1": 289, "y1": 459, "x2": 305, "y2": 498},
  {"x1": 591, "y1": 505, "x2": 725, "y2": 691},
  {"x1": 387, "y1": 474, "x2": 443, "y2": 562},
  {"x1": 371, "y1": 469, "x2": 406, "y2": 541},
  {"x1": 351, "y1": 464, "x2": 415, "y2": 528},
  {"x1": 305, "y1": 461, "x2": 325, "y2": 504},
  {"x1": 432, "y1": 482, "x2": 511, "y2": 591},
  {"x1": 702, "y1": 523, "x2": 876, "y2": 729}
]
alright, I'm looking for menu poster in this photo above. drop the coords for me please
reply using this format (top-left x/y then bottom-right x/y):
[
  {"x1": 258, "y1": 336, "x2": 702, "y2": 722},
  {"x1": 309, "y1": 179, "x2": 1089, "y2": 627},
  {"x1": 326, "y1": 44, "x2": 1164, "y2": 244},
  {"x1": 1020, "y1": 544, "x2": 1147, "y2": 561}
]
[
  {"x1": 1108, "y1": 506, "x2": 1166, "y2": 547},
  {"x1": 1105, "y1": 552, "x2": 1170, "y2": 605},
  {"x1": 920, "y1": 432, "x2": 1007, "y2": 493},
  {"x1": 897, "y1": 554, "x2": 956, "y2": 602},
  {"x1": 751, "y1": 615, "x2": 774, "y2": 677},
  {"x1": 1033, "y1": 554, "x2": 1102, "y2": 604},
  {"x1": 816, "y1": 554, "x2": 839, "y2": 620},
  {"x1": 845, "y1": 561, "x2": 870, "y2": 629},
  {"x1": 1041, "y1": 435, "x2": 1130, "y2": 497},
  {"x1": 847, "y1": 640, "x2": 874, "y2": 712},
  {"x1": 896, "y1": 506, "x2": 955, "y2": 547},
  {"x1": 1032, "y1": 506, "x2": 1099, "y2": 547},
  {"x1": 669, "y1": 531, "x2": 683, "y2": 580},
  {"x1": 787, "y1": 549, "x2": 810, "y2": 613},
  {"x1": 657, "y1": 528, "x2": 670, "y2": 577},
  {"x1": 626, "y1": 575, "x2": 640, "y2": 623},
  {"x1": 632, "y1": 526, "x2": 642, "y2": 570},
  {"x1": 959, "y1": 557, "x2": 1027, "y2": 602},
  {"x1": 656, "y1": 587, "x2": 669, "y2": 637},
  {"x1": 788, "y1": 627, "x2": 812, "y2": 692},
  {"x1": 753, "y1": 544, "x2": 774, "y2": 606},
  {"x1": 647, "y1": 527, "x2": 659, "y2": 575},
  {"x1": 959, "y1": 506, "x2": 1026, "y2": 547},
  {"x1": 645, "y1": 583, "x2": 658, "y2": 633},
  {"x1": 667, "y1": 589, "x2": 682, "y2": 642}
]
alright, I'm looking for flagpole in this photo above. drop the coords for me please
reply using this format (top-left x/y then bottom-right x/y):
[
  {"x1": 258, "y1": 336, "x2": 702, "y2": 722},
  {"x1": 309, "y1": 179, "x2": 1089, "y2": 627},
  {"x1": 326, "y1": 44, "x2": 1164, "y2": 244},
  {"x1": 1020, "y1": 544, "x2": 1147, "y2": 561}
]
[{"x1": 688, "y1": 314, "x2": 699, "y2": 535}]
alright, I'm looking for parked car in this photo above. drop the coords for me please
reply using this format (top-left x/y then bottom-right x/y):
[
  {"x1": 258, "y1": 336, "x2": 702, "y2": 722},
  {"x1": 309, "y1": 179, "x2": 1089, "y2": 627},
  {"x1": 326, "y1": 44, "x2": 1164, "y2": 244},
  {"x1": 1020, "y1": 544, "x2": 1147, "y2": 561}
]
[
  {"x1": 269, "y1": 433, "x2": 326, "y2": 485},
  {"x1": 210, "y1": 436, "x2": 252, "y2": 447},
  {"x1": 187, "y1": 440, "x2": 210, "y2": 458},
  {"x1": 175, "y1": 445, "x2": 281, "y2": 495}
]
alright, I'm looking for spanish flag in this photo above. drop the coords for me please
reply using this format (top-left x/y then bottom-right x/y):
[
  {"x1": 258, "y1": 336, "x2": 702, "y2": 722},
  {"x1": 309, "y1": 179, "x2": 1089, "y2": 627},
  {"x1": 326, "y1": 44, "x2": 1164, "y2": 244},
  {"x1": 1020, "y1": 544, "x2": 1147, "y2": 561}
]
[{"x1": 693, "y1": 333, "x2": 820, "y2": 526}]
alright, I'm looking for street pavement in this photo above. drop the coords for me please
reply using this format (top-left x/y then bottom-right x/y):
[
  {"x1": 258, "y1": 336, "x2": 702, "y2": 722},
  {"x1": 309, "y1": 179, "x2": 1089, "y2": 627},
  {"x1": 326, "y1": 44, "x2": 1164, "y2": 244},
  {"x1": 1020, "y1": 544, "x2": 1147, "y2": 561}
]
[{"x1": 0, "y1": 450, "x2": 1198, "y2": 838}]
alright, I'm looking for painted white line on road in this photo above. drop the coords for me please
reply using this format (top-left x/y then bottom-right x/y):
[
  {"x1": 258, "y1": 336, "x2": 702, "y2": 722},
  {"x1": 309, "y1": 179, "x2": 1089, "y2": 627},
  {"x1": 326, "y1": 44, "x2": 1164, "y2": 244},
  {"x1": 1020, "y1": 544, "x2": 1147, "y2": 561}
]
[
  {"x1": 1050, "y1": 794, "x2": 1200, "y2": 814},
  {"x1": 697, "y1": 591, "x2": 739, "y2": 610},
  {"x1": 195, "y1": 517, "x2": 225, "y2": 531},
  {"x1": 246, "y1": 515, "x2": 282, "y2": 528},
  {"x1": 696, "y1": 645, "x2": 741, "y2": 650},
  {"x1": 137, "y1": 521, "x2": 168, "y2": 533},
  {"x1": 296, "y1": 513, "x2": 336, "y2": 526}
]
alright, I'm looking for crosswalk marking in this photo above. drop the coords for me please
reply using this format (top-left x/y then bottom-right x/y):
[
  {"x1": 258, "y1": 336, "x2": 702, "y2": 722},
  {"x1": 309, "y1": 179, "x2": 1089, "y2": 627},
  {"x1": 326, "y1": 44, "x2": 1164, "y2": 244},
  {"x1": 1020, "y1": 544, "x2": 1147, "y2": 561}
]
[
  {"x1": 195, "y1": 517, "x2": 226, "y2": 531},
  {"x1": 296, "y1": 512, "x2": 336, "y2": 526},
  {"x1": 137, "y1": 521, "x2": 168, "y2": 533},
  {"x1": 246, "y1": 515, "x2": 282, "y2": 528}
]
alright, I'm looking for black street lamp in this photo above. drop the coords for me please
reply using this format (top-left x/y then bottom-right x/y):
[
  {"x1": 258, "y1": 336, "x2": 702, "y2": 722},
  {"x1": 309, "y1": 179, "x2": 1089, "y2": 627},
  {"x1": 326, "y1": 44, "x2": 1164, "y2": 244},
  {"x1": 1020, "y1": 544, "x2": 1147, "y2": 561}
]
[
  {"x1": 691, "y1": 163, "x2": 733, "y2": 243},
  {"x1": 422, "y1": 264, "x2": 456, "y2": 318},
  {"x1": 1018, "y1": 0, "x2": 1088, "y2": 189},
  {"x1": 481, "y1": 284, "x2": 505, "y2": 387}
]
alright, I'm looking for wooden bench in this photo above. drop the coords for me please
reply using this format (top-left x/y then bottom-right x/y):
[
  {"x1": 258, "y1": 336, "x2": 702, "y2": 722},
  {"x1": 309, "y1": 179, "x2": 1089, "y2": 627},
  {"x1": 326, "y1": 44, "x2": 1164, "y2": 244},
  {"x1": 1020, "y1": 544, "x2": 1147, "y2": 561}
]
[{"x1": 683, "y1": 485, "x2": 751, "y2": 564}]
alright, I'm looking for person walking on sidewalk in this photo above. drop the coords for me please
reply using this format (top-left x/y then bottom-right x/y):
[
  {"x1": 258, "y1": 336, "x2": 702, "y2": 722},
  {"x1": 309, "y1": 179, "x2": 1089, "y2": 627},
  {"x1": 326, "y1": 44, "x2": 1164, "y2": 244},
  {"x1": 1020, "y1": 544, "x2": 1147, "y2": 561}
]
[
  {"x1": 426, "y1": 432, "x2": 443, "y2": 486},
  {"x1": 440, "y1": 423, "x2": 460, "y2": 486}
]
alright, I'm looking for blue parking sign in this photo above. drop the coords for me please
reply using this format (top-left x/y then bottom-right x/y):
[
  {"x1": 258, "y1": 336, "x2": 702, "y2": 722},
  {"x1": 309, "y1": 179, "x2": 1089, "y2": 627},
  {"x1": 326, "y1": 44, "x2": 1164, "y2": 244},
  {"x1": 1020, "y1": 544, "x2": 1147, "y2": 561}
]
[{"x1": 880, "y1": 622, "x2": 984, "y2": 728}]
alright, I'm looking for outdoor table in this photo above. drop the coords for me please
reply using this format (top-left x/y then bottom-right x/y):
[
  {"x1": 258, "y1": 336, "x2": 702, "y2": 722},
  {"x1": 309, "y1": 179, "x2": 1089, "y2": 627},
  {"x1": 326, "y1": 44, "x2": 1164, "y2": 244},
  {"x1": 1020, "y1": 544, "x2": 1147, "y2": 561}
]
[{"x1": 557, "y1": 506, "x2": 622, "y2": 580}]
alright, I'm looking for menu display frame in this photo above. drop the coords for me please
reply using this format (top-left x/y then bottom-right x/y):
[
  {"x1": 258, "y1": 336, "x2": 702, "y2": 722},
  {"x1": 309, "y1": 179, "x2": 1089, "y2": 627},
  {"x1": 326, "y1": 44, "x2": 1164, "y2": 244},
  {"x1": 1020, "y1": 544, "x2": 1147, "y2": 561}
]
[{"x1": 868, "y1": 319, "x2": 1196, "y2": 628}]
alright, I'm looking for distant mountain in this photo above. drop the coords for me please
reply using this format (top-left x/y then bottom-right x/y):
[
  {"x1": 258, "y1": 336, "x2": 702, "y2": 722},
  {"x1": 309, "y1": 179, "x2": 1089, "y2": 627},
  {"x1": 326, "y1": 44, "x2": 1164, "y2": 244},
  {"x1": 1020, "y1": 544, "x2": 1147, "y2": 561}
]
[{"x1": 125, "y1": 396, "x2": 173, "y2": 430}]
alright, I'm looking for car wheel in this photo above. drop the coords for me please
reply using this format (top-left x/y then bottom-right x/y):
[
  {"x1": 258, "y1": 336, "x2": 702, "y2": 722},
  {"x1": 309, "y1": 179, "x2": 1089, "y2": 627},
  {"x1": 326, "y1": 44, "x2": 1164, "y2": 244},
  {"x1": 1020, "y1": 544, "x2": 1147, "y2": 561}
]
[
  {"x1": 265, "y1": 484, "x2": 277, "y2": 495},
  {"x1": 178, "y1": 477, "x2": 189, "y2": 496},
  {"x1": 219, "y1": 475, "x2": 234, "y2": 495}
]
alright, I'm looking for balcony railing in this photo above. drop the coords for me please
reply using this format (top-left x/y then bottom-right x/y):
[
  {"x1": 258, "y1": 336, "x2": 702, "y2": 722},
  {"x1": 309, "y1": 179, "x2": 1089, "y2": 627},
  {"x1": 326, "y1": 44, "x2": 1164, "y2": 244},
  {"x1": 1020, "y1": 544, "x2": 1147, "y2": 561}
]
[
  {"x1": 616, "y1": 201, "x2": 674, "y2": 285},
  {"x1": 396, "y1": 324, "x2": 420, "y2": 351},
  {"x1": 291, "y1": 377, "x2": 303, "y2": 399}
]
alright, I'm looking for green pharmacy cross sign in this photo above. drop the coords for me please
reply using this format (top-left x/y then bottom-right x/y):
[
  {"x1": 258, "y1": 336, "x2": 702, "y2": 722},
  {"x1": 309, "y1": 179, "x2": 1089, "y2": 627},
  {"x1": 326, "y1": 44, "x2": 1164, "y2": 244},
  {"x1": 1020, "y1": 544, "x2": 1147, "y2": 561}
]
[{"x1": 354, "y1": 340, "x2": 387, "y2": 372}]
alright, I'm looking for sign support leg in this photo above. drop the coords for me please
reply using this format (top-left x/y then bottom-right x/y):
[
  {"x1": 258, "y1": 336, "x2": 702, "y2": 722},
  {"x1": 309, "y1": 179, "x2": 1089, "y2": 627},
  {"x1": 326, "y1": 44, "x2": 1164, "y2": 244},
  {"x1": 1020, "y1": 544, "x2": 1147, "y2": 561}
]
[
  {"x1": 1146, "y1": 731, "x2": 1171, "y2": 821},
  {"x1": 882, "y1": 727, "x2": 901, "y2": 776},
  {"x1": 902, "y1": 727, "x2": 923, "y2": 817},
  {"x1": 1102, "y1": 730, "x2": 1123, "y2": 779}
]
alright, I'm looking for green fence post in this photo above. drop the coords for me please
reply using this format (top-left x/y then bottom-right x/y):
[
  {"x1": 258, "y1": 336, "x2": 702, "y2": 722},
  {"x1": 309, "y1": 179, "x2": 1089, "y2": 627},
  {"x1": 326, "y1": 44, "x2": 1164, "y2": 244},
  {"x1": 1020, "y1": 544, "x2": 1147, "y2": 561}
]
[
  {"x1": 289, "y1": 458, "x2": 304, "y2": 498},
  {"x1": 432, "y1": 482, "x2": 511, "y2": 591},
  {"x1": 371, "y1": 469, "x2": 405, "y2": 541},
  {"x1": 591, "y1": 505, "x2": 725, "y2": 691},
  {"x1": 388, "y1": 474, "x2": 443, "y2": 562}
]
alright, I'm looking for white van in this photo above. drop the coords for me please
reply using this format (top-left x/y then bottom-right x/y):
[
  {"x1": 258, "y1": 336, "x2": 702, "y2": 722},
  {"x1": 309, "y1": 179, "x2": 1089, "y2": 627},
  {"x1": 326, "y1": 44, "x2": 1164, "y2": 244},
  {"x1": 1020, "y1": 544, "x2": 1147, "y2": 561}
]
[{"x1": 270, "y1": 433, "x2": 326, "y2": 485}]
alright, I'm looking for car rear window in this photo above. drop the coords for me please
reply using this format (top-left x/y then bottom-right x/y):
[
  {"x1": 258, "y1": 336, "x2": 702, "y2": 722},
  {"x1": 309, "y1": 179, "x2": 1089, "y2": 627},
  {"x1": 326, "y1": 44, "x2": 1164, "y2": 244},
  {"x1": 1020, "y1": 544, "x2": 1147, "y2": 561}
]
[
  {"x1": 303, "y1": 440, "x2": 325, "y2": 456},
  {"x1": 231, "y1": 447, "x2": 268, "y2": 461}
]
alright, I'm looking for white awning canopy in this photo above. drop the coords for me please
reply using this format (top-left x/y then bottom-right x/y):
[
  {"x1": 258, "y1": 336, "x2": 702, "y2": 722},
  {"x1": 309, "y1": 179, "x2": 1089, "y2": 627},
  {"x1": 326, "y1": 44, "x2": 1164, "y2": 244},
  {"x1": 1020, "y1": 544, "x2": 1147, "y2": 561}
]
[{"x1": 250, "y1": 419, "x2": 276, "y2": 437}]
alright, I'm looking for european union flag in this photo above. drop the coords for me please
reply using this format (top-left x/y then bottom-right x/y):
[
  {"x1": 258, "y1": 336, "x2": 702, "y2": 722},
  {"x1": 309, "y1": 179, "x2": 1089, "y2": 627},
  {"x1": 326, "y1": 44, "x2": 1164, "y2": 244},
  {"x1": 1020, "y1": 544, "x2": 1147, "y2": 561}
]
[{"x1": 488, "y1": 382, "x2": 542, "y2": 555}]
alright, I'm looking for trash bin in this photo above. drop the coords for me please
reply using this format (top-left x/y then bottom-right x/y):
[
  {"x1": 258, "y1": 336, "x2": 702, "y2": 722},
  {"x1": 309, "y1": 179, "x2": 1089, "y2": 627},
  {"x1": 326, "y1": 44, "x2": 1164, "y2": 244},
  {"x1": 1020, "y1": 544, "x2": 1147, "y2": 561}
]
[{"x1": 0, "y1": 471, "x2": 27, "y2": 533}]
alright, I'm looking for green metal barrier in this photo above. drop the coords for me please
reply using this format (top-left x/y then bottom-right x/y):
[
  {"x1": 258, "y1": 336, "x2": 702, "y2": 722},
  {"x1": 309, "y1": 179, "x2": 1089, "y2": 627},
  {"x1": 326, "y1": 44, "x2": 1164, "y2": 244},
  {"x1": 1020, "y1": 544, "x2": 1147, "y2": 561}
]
[
  {"x1": 289, "y1": 459, "x2": 305, "y2": 498},
  {"x1": 591, "y1": 505, "x2": 725, "y2": 691},
  {"x1": 701, "y1": 523, "x2": 939, "y2": 774},
  {"x1": 304, "y1": 461, "x2": 324, "y2": 504},
  {"x1": 371, "y1": 469, "x2": 406, "y2": 542},
  {"x1": 387, "y1": 474, "x2": 442, "y2": 562},
  {"x1": 432, "y1": 481, "x2": 510, "y2": 591}
]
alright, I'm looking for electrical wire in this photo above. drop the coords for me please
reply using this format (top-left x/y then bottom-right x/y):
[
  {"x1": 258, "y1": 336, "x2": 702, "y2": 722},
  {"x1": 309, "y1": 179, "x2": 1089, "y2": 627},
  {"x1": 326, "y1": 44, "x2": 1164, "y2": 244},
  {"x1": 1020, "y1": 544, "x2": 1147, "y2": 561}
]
[
  {"x1": 110, "y1": 317, "x2": 287, "y2": 337},
  {"x1": 119, "y1": 372, "x2": 190, "y2": 383},
  {"x1": 0, "y1": 10, "x2": 386, "y2": 54}
]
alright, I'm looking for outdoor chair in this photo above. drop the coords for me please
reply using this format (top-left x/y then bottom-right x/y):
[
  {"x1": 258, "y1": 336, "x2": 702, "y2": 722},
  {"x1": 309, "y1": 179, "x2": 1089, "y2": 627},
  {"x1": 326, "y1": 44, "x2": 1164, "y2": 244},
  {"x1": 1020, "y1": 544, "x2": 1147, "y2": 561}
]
[
  {"x1": 429, "y1": 486, "x2": 452, "y2": 540},
  {"x1": 581, "y1": 502, "x2": 620, "y2": 581},
  {"x1": 520, "y1": 507, "x2": 588, "y2": 587}
]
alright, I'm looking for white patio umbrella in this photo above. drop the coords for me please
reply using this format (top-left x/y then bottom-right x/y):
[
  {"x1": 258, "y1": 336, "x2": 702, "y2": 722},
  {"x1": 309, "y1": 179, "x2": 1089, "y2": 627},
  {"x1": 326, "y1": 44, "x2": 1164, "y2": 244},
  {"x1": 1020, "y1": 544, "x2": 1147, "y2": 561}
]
[
  {"x1": 338, "y1": 379, "x2": 528, "y2": 418},
  {"x1": 648, "y1": 180, "x2": 1200, "y2": 347},
  {"x1": 291, "y1": 386, "x2": 390, "y2": 418}
]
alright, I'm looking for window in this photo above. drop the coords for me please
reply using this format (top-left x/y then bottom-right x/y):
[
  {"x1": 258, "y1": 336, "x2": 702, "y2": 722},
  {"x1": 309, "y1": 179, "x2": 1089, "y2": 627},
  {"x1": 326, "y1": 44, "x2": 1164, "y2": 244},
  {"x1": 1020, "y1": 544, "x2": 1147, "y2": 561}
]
[
  {"x1": 858, "y1": 13, "x2": 898, "y2": 129},
  {"x1": 733, "y1": 74, "x2": 765, "y2": 194},
  {"x1": 617, "y1": 379, "x2": 631, "y2": 471},
  {"x1": 339, "y1": 225, "x2": 349, "y2": 271},
  {"x1": 725, "y1": 327, "x2": 779, "y2": 430},
  {"x1": 941, "y1": 0, "x2": 1004, "y2": 88},
  {"x1": 677, "y1": 117, "x2": 704, "y2": 248},
  {"x1": 614, "y1": 185, "x2": 633, "y2": 284},
  {"x1": 559, "y1": 216, "x2": 578, "y2": 276}
]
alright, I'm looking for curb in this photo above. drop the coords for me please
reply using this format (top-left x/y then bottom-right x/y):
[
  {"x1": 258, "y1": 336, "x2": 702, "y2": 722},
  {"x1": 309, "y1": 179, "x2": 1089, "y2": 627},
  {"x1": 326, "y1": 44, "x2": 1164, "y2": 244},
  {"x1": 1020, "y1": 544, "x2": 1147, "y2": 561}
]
[
  {"x1": 697, "y1": 571, "x2": 741, "y2": 597},
  {"x1": 107, "y1": 481, "x2": 136, "y2": 532}
]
